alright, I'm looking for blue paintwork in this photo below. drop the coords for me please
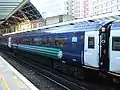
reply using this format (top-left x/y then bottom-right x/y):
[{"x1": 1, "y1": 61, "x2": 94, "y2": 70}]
[
  {"x1": 111, "y1": 21, "x2": 120, "y2": 30},
  {"x1": 0, "y1": 21, "x2": 112, "y2": 65},
  {"x1": 10, "y1": 22, "x2": 100, "y2": 64},
  {"x1": 12, "y1": 31, "x2": 84, "y2": 64}
]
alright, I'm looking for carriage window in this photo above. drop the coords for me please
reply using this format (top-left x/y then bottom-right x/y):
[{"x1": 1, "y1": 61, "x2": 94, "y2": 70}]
[
  {"x1": 22, "y1": 39, "x2": 29, "y2": 44},
  {"x1": 29, "y1": 39, "x2": 33, "y2": 44},
  {"x1": 55, "y1": 38, "x2": 66, "y2": 47},
  {"x1": 22, "y1": 38, "x2": 33, "y2": 45},
  {"x1": 48, "y1": 38, "x2": 54, "y2": 46},
  {"x1": 88, "y1": 37, "x2": 94, "y2": 49},
  {"x1": 42, "y1": 38, "x2": 48, "y2": 45},
  {"x1": 34, "y1": 38, "x2": 41, "y2": 45},
  {"x1": 112, "y1": 37, "x2": 120, "y2": 51}
]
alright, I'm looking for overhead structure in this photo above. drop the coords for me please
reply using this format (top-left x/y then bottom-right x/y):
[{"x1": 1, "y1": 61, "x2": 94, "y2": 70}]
[
  {"x1": 14, "y1": 2, "x2": 44, "y2": 21},
  {"x1": 0, "y1": 0, "x2": 28, "y2": 24},
  {"x1": 0, "y1": 1, "x2": 44, "y2": 28},
  {"x1": 1, "y1": 0, "x2": 120, "y2": 35},
  {"x1": 91, "y1": 12, "x2": 120, "y2": 22}
]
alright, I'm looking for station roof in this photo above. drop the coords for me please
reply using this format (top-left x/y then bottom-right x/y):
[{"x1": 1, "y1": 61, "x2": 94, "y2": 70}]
[
  {"x1": 0, "y1": 0, "x2": 44, "y2": 28},
  {"x1": 0, "y1": 0, "x2": 28, "y2": 24}
]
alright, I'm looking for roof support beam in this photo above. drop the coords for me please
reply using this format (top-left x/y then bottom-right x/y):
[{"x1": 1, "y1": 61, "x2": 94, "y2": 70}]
[
  {"x1": 5, "y1": 0, "x2": 29, "y2": 20},
  {"x1": 0, "y1": 2, "x2": 21, "y2": 3}
]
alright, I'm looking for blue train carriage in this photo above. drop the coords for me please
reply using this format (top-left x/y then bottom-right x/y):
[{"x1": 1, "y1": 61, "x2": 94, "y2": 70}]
[
  {"x1": 108, "y1": 21, "x2": 120, "y2": 77},
  {"x1": 3, "y1": 20, "x2": 120, "y2": 84},
  {"x1": 10, "y1": 22, "x2": 96, "y2": 64},
  {"x1": 84, "y1": 21, "x2": 112, "y2": 69},
  {"x1": 10, "y1": 20, "x2": 111, "y2": 67},
  {"x1": 96, "y1": 20, "x2": 120, "y2": 85}
]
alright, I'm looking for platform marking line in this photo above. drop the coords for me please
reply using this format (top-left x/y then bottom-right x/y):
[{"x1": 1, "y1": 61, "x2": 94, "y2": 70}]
[
  {"x1": 0, "y1": 75, "x2": 9, "y2": 90},
  {"x1": 108, "y1": 72, "x2": 120, "y2": 77},
  {"x1": 0, "y1": 56, "x2": 39, "y2": 90}
]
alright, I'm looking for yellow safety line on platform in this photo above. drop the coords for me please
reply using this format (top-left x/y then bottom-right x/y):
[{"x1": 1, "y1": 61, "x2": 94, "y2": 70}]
[
  {"x1": 0, "y1": 75, "x2": 9, "y2": 90},
  {"x1": 109, "y1": 72, "x2": 120, "y2": 77},
  {"x1": 82, "y1": 66, "x2": 99, "y2": 70}
]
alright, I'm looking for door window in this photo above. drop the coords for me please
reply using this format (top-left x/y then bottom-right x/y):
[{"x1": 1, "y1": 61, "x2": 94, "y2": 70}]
[
  {"x1": 88, "y1": 37, "x2": 95, "y2": 49},
  {"x1": 112, "y1": 37, "x2": 120, "y2": 51}
]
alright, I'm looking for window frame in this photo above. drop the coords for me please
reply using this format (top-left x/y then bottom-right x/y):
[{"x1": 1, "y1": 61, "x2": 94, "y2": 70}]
[
  {"x1": 112, "y1": 37, "x2": 120, "y2": 51},
  {"x1": 55, "y1": 37, "x2": 67, "y2": 47},
  {"x1": 88, "y1": 37, "x2": 95, "y2": 49}
]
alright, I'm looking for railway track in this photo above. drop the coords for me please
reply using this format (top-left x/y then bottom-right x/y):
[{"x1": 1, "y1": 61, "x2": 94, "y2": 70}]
[
  {"x1": 0, "y1": 49, "x2": 89, "y2": 90},
  {"x1": 0, "y1": 49, "x2": 114, "y2": 90}
]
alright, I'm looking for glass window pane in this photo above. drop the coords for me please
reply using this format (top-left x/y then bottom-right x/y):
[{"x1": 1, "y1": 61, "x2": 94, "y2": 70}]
[
  {"x1": 88, "y1": 37, "x2": 95, "y2": 49},
  {"x1": 112, "y1": 37, "x2": 120, "y2": 51}
]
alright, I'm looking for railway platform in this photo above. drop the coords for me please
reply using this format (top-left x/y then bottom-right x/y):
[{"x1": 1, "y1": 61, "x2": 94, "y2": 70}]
[{"x1": 0, "y1": 56, "x2": 38, "y2": 90}]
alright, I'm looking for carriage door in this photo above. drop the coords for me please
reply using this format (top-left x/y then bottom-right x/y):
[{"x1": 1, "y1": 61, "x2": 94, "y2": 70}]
[
  {"x1": 84, "y1": 31, "x2": 99, "y2": 68},
  {"x1": 109, "y1": 30, "x2": 120, "y2": 73}
]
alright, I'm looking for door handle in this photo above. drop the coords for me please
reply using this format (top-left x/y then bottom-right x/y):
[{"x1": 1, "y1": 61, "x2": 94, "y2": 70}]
[{"x1": 85, "y1": 50, "x2": 87, "y2": 52}]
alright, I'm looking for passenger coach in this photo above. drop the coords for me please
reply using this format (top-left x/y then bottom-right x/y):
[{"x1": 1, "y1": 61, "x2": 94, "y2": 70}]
[{"x1": 1, "y1": 19, "x2": 120, "y2": 85}]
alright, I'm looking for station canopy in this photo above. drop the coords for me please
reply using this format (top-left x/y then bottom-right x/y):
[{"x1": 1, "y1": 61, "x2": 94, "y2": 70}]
[
  {"x1": 0, "y1": 0, "x2": 28, "y2": 24},
  {"x1": 0, "y1": 0, "x2": 120, "y2": 29},
  {"x1": 0, "y1": 0, "x2": 44, "y2": 28}
]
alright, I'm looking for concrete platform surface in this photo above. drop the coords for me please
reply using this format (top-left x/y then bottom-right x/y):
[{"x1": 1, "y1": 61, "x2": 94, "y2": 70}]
[{"x1": 0, "y1": 56, "x2": 39, "y2": 90}]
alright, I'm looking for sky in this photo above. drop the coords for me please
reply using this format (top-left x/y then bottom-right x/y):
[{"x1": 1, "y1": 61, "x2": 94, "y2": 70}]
[
  {"x1": 30, "y1": 0, "x2": 66, "y2": 18},
  {"x1": 30, "y1": 0, "x2": 47, "y2": 12}
]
